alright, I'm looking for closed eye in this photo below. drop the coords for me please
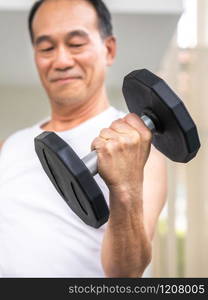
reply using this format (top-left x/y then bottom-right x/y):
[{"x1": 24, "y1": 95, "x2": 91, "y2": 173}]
[
  {"x1": 41, "y1": 47, "x2": 54, "y2": 52},
  {"x1": 70, "y1": 44, "x2": 86, "y2": 48}
]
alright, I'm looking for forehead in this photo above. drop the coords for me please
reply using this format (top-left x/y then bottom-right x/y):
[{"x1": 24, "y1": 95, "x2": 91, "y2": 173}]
[{"x1": 32, "y1": 0, "x2": 99, "y2": 39}]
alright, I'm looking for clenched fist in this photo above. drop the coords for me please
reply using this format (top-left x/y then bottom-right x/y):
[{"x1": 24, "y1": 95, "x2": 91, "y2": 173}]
[{"x1": 91, "y1": 113, "x2": 152, "y2": 193}]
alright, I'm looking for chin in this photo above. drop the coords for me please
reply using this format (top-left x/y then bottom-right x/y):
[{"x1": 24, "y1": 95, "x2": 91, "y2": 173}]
[
  {"x1": 53, "y1": 95, "x2": 85, "y2": 106},
  {"x1": 48, "y1": 89, "x2": 84, "y2": 105}
]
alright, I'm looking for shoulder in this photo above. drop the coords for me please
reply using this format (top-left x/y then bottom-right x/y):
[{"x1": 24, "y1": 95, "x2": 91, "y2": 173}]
[
  {"x1": 0, "y1": 126, "x2": 38, "y2": 155},
  {"x1": 0, "y1": 126, "x2": 40, "y2": 167},
  {"x1": 4, "y1": 127, "x2": 32, "y2": 144}
]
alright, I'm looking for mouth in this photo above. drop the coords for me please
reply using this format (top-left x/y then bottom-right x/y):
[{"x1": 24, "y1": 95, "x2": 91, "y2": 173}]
[{"x1": 51, "y1": 76, "x2": 82, "y2": 85}]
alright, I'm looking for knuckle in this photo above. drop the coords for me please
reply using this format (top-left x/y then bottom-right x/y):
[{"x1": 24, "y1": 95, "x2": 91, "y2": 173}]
[
  {"x1": 143, "y1": 129, "x2": 152, "y2": 143},
  {"x1": 130, "y1": 128, "x2": 152, "y2": 145},
  {"x1": 124, "y1": 113, "x2": 134, "y2": 120},
  {"x1": 94, "y1": 137, "x2": 102, "y2": 146},
  {"x1": 103, "y1": 141, "x2": 115, "y2": 153},
  {"x1": 91, "y1": 137, "x2": 98, "y2": 145},
  {"x1": 130, "y1": 130, "x2": 141, "y2": 145},
  {"x1": 110, "y1": 118, "x2": 123, "y2": 129},
  {"x1": 99, "y1": 128, "x2": 108, "y2": 136},
  {"x1": 124, "y1": 113, "x2": 139, "y2": 123},
  {"x1": 117, "y1": 134, "x2": 127, "y2": 145}
]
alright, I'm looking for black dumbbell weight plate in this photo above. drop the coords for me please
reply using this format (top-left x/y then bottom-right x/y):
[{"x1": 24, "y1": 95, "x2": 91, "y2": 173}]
[
  {"x1": 35, "y1": 132, "x2": 109, "y2": 228},
  {"x1": 122, "y1": 69, "x2": 200, "y2": 162}
]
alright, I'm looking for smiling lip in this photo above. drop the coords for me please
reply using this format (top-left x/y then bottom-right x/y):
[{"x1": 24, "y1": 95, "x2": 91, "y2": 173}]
[{"x1": 51, "y1": 77, "x2": 81, "y2": 84}]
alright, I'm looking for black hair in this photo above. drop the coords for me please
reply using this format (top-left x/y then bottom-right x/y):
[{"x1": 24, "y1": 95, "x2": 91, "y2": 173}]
[{"x1": 28, "y1": 0, "x2": 113, "y2": 43}]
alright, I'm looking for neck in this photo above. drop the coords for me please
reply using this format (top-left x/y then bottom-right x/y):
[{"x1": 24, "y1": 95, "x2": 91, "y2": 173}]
[{"x1": 42, "y1": 87, "x2": 110, "y2": 132}]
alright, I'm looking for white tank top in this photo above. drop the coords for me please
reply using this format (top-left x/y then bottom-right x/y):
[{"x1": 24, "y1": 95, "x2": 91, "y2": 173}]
[{"x1": 0, "y1": 107, "x2": 126, "y2": 277}]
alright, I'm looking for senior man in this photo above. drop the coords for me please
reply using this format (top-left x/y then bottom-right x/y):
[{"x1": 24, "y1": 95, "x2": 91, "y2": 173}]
[{"x1": 0, "y1": 0, "x2": 167, "y2": 277}]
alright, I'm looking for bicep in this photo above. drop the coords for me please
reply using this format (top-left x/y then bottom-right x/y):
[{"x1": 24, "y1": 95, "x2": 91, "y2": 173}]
[{"x1": 143, "y1": 145, "x2": 168, "y2": 240}]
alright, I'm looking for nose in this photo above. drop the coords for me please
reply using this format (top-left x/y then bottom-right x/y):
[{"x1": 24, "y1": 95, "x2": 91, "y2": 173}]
[{"x1": 53, "y1": 46, "x2": 75, "y2": 71}]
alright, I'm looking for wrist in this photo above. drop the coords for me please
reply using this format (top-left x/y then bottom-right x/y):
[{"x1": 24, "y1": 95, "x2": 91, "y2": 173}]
[
  {"x1": 109, "y1": 182, "x2": 143, "y2": 198},
  {"x1": 109, "y1": 184, "x2": 143, "y2": 211}
]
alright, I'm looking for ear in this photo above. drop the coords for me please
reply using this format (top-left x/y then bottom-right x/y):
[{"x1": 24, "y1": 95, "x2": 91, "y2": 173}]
[{"x1": 104, "y1": 36, "x2": 117, "y2": 66}]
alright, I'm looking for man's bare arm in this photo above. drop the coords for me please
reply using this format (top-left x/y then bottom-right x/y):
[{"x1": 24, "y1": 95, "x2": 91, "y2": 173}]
[
  {"x1": 101, "y1": 147, "x2": 167, "y2": 277},
  {"x1": 92, "y1": 114, "x2": 167, "y2": 278},
  {"x1": 143, "y1": 145, "x2": 167, "y2": 241}
]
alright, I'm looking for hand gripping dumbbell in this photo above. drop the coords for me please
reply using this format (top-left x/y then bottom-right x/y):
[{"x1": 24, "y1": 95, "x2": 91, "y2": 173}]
[{"x1": 34, "y1": 69, "x2": 201, "y2": 228}]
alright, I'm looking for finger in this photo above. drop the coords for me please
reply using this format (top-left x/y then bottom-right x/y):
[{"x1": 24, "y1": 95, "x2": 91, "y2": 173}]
[
  {"x1": 99, "y1": 128, "x2": 120, "y2": 140},
  {"x1": 123, "y1": 113, "x2": 152, "y2": 141},
  {"x1": 91, "y1": 136, "x2": 106, "y2": 151},
  {"x1": 110, "y1": 118, "x2": 139, "y2": 135}
]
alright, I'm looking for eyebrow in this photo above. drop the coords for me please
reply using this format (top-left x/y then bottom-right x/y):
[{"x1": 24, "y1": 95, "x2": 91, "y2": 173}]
[
  {"x1": 35, "y1": 30, "x2": 89, "y2": 46},
  {"x1": 35, "y1": 35, "x2": 53, "y2": 46},
  {"x1": 66, "y1": 30, "x2": 89, "y2": 39}
]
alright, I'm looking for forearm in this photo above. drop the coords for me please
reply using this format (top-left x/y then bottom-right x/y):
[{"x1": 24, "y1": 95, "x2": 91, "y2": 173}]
[{"x1": 101, "y1": 186, "x2": 152, "y2": 278}]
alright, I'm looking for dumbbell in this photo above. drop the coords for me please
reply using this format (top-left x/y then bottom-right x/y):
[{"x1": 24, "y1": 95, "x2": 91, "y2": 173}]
[{"x1": 34, "y1": 69, "x2": 200, "y2": 228}]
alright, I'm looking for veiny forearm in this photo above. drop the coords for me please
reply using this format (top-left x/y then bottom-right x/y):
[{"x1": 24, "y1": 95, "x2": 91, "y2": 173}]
[{"x1": 101, "y1": 187, "x2": 152, "y2": 278}]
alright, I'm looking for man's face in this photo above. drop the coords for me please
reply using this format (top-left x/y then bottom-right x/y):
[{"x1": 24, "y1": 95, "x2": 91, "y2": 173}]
[{"x1": 32, "y1": 0, "x2": 115, "y2": 106}]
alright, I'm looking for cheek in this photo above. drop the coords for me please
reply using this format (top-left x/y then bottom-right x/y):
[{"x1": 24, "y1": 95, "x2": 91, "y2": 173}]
[
  {"x1": 35, "y1": 56, "x2": 50, "y2": 79},
  {"x1": 78, "y1": 49, "x2": 106, "y2": 75},
  {"x1": 78, "y1": 51, "x2": 96, "y2": 67}
]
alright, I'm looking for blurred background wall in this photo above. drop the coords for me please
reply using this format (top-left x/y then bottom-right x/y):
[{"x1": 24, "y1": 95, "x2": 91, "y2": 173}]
[{"x1": 0, "y1": 0, "x2": 207, "y2": 277}]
